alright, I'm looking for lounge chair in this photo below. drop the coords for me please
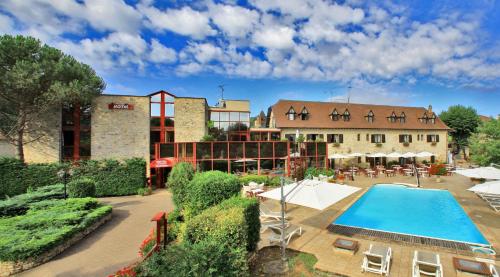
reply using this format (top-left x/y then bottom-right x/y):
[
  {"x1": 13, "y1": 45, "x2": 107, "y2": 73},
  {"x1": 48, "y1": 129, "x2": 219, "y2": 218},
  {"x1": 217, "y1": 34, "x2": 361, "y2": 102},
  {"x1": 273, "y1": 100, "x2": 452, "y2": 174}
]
[
  {"x1": 412, "y1": 251, "x2": 443, "y2": 277},
  {"x1": 268, "y1": 224, "x2": 302, "y2": 245},
  {"x1": 260, "y1": 205, "x2": 288, "y2": 220},
  {"x1": 476, "y1": 193, "x2": 500, "y2": 212},
  {"x1": 491, "y1": 264, "x2": 499, "y2": 277},
  {"x1": 361, "y1": 244, "x2": 392, "y2": 276},
  {"x1": 260, "y1": 219, "x2": 289, "y2": 233}
]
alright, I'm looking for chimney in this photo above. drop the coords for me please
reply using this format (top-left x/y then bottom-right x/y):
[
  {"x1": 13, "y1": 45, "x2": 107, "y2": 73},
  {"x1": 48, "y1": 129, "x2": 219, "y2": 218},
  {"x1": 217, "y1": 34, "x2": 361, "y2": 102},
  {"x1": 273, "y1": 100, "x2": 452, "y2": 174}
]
[{"x1": 428, "y1": 105, "x2": 433, "y2": 114}]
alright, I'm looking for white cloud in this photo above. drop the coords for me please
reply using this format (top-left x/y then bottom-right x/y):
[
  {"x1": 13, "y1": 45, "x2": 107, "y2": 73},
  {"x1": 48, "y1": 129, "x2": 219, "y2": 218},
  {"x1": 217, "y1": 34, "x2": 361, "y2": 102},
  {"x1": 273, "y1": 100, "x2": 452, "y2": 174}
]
[
  {"x1": 149, "y1": 39, "x2": 176, "y2": 64},
  {"x1": 0, "y1": 14, "x2": 15, "y2": 34},
  {"x1": 209, "y1": 4, "x2": 259, "y2": 38},
  {"x1": 250, "y1": 0, "x2": 313, "y2": 19},
  {"x1": 176, "y1": 62, "x2": 203, "y2": 75},
  {"x1": 252, "y1": 26, "x2": 295, "y2": 49},
  {"x1": 140, "y1": 5, "x2": 216, "y2": 39},
  {"x1": 182, "y1": 42, "x2": 224, "y2": 64}
]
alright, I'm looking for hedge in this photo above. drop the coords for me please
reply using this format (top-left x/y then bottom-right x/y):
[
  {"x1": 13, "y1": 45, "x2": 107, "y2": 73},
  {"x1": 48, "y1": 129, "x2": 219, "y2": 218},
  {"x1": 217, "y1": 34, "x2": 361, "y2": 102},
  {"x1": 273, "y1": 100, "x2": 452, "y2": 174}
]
[
  {"x1": 304, "y1": 167, "x2": 335, "y2": 178},
  {"x1": 184, "y1": 171, "x2": 241, "y2": 216},
  {"x1": 239, "y1": 175, "x2": 282, "y2": 187},
  {"x1": 0, "y1": 157, "x2": 146, "y2": 198},
  {"x1": 0, "y1": 198, "x2": 112, "y2": 261},
  {"x1": 218, "y1": 197, "x2": 260, "y2": 251},
  {"x1": 0, "y1": 184, "x2": 65, "y2": 217},
  {"x1": 166, "y1": 162, "x2": 195, "y2": 208},
  {"x1": 0, "y1": 157, "x2": 67, "y2": 198},
  {"x1": 67, "y1": 178, "x2": 96, "y2": 198},
  {"x1": 136, "y1": 239, "x2": 248, "y2": 277},
  {"x1": 69, "y1": 158, "x2": 146, "y2": 197}
]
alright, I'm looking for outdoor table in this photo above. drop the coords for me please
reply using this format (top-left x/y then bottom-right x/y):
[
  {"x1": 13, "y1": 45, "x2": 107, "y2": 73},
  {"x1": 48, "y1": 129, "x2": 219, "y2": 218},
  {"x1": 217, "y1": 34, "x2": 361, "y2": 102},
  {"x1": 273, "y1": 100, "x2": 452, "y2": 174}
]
[
  {"x1": 385, "y1": 169, "x2": 395, "y2": 177},
  {"x1": 333, "y1": 238, "x2": 359, "y2": 255},
  {"x1": 366, "y1": 170, "x2": 376, "y2": 178},
  {"x1": 403, "y1": 169, "x2": 414, "y2": 176},
  {"x1": 453, "y1": 257, "x2": 492, "y2": 276}
]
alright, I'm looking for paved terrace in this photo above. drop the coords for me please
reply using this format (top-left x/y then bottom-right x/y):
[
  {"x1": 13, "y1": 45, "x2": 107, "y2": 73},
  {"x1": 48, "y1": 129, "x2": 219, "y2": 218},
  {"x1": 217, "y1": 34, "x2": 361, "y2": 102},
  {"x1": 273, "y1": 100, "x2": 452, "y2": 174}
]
[
  {"x1": 20, "y1": 189, "x2": 174, "y2": 277},
  {"x1": 259, "y1": 174, "x2": 500, "y2": 276}
]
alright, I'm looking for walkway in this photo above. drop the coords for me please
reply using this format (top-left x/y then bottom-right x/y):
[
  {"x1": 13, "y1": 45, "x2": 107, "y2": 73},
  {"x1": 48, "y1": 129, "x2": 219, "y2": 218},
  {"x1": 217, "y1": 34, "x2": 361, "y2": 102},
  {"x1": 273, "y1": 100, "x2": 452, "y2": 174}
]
[{"x1": 20, "y1": 189, "x2": 174, "y2": 277}]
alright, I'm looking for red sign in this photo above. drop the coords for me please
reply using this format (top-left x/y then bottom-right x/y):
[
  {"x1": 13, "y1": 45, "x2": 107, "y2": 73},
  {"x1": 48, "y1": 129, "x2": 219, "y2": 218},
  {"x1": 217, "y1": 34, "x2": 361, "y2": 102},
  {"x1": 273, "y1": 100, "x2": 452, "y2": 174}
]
[{"x1": 108, "y1": 103, "x2": 134, "y2": 110}]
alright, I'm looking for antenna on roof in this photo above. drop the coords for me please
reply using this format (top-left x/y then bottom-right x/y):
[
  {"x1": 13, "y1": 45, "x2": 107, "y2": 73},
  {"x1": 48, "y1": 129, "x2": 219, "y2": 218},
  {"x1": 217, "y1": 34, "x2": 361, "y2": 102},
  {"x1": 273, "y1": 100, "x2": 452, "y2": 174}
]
[
  {"x1": 218, "y1": 84, "x2": 225, "y2": 100},
  {"x1": 347, "y1": 85, "x2": 352, "y2": 104}
]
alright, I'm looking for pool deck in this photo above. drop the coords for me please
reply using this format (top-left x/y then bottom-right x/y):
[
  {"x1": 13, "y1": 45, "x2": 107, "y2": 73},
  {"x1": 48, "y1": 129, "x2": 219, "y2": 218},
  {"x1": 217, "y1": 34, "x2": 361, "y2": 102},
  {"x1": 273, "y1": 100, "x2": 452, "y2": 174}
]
[{"x1": 258, "y1": 174, "x2": 499, "y2": 276}]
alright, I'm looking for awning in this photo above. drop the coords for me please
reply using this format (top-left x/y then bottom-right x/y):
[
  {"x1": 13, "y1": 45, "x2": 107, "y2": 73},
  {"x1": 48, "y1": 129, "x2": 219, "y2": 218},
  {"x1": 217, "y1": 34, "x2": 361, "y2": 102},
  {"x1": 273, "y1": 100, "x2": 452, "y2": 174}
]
[
  {"x1": 259, "y1": 179, "x2": 361, "y2": 210},
  {"x1": 455, "y1": 167, "x2": 500, "y2": 180},
  {"x1": 468, "y1": 180, "x2": 500, "y2": 195},
  {"x1": 367, "y1": 152, "x2": 387, "y2": 158},
  {"x1": 416, "y1": 151, "x2": 436, "y2": 157},
  {"x1": 329, "y1": 153, "x2": 348, "y2": 159},
  {"x1": 150, "y1": 158, "x2": 176, "y2": 168}
]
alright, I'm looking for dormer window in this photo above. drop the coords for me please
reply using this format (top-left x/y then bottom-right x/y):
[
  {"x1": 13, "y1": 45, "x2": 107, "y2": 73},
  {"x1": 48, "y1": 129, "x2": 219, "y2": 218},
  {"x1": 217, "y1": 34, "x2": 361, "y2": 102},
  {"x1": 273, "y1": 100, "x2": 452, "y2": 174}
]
[
  {"x1": 286, "y1": 106, "x2": 296, "y2": 120},
  {"x1": 419, "y1": 112, "x2": 429, "y2": 123},
  {"x1": 329, "y1": 108, "x2": 339, "y2": 121},
  {"x1": 399, "y1": 112, "x2": 406, "y2": 123},
  {"x1": 388, "y1": 111, "x2": 397, "y2": 123},
  {"x1": 343, "y1": 109, "x2": 350, "y2": 121},
  {"x1": 365, "y1": 110, "x2": 374, "y2": 123},
  {"x1": 299, "y1": 106, "x2": 309, "y2": 120},
  {"x1": 430, "y1": 113, "x2": 436, "y2": 124}
]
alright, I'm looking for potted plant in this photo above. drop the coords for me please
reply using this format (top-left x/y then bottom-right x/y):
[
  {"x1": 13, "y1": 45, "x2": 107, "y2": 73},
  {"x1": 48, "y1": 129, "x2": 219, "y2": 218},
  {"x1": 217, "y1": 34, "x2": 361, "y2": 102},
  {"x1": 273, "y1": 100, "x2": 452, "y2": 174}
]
[
  {"x1": 430, "y1": 164, "x2": 447, "y2": 183},
  {"x1": 403, "y1": 142, "x2": 410, "y2": 146}
]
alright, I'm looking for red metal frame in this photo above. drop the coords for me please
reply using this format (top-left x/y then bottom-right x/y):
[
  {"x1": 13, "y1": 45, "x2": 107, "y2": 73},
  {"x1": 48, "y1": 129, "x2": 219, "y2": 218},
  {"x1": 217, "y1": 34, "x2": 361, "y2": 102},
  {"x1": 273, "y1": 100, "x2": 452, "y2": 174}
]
[{"x1": 73, "y1": 103, "x2": 80, "y2": 161}]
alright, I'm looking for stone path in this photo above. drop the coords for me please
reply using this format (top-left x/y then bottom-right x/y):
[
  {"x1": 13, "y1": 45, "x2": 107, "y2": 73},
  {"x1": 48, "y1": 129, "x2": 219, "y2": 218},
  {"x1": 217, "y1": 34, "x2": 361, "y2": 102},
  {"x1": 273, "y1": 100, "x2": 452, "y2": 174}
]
[{"x1": 19, "y1": 189, "x2": 174, "y2": 277}]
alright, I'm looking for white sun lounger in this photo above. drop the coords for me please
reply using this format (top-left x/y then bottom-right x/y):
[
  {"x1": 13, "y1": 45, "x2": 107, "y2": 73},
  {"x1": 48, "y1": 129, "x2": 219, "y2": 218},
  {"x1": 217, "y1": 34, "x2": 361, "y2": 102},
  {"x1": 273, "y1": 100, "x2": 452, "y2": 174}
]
[
  {"x1": 412, "y1": 251, "x2": 443, "y2": 277},
  {"x1": 260, "y1": 219, "x2": 289, "y2": 233},
  {"x1": 268, "y1": 224, "x2": 302, "y2": 245},
  {"x1": 476, "y1": 192, "x2": 500, "y2": 212},
  {"x1": 361, "y1": 244, "x2": 392, "y2": 276},
  {"x1": 260, "y1": 205, "x2": 288, "y2": 220}
]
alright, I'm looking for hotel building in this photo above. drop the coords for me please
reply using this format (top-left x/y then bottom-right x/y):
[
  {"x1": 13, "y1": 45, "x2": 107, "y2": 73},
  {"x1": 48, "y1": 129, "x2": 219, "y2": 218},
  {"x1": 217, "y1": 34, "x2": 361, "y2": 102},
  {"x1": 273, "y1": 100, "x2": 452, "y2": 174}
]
[{"x1": 0, "y1": 90, "x2": 449, "y2": 185}]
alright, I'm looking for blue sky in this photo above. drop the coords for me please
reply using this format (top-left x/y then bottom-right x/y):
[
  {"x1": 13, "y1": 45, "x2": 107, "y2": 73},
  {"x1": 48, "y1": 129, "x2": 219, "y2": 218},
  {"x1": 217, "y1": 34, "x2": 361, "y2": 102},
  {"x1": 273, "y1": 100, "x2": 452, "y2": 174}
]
[{"x1": 1, "y1": 0, "x2": 499, "y2": 116}]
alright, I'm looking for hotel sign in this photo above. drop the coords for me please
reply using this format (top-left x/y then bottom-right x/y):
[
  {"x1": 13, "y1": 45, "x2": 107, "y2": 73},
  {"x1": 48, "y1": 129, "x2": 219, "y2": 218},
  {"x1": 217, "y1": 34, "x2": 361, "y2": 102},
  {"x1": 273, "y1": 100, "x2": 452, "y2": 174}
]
[{"x1": 108, "y1": 103, "x2": 134, "y2": 110}]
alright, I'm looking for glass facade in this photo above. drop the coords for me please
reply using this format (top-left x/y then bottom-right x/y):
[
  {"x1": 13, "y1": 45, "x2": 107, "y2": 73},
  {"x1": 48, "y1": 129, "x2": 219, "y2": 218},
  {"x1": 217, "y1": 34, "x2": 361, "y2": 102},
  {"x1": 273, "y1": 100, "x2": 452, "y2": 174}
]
[
  {"x1": 61, "y1": 103, "x2": 91, "y2": 160},
  {"x1": 209, "y1": 111, "x2": 250, "y2": 141},
  {"x1": 150, "y1": 91, "x2": 175, "y2": 159}
]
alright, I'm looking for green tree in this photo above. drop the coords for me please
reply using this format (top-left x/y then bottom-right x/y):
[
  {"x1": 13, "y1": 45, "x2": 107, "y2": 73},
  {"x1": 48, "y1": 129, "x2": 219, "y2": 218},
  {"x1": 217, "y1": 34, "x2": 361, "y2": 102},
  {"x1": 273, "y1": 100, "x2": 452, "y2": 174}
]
[
  {"x1": 439, "y1": 105, "x2": 480, "y2": 159},
  {"x1": 0, "y1": 35, "x2": 105, "y2": 162},
  {"x1": 469, "y1": 118, "x2": 500, "y2": 166}
]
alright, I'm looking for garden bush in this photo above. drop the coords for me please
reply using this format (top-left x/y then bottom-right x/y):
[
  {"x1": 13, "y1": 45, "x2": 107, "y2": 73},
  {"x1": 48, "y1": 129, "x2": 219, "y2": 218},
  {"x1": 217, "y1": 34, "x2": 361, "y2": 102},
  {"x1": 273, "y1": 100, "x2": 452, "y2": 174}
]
[
  {"x1": 0, "y1": 198, "x2": 112, "y2": 261},
  {"x1": 0, "y1": 157, "x2": 67, "y2": 199},
  {"x1": 304, "y1": 167, "x2": 334, "y2": 178},
  {"x1": 71, "y1": 158, "x2": 146, "y2": 197},
  {"x1": 136, "y1": 239, "x2": 248, "y2": 277},
  {"x1": 0, "y1": 184, "x2": 65, "y2": 217},
  {"x1": 218, "y1": 197, "x2": 260, "y2": 251},
  {"x1": 239, "y1": 175, "x2": 283, "y2": 187},
  {"x1": 184, "y1": 171, "x2": 241, "y2": 215},
  {"x1": 67, "y1": 178, "x2": 96, "y2": 198},
  {"x1": 167, "y1": 162, "x2": 195, "y2": 208}
]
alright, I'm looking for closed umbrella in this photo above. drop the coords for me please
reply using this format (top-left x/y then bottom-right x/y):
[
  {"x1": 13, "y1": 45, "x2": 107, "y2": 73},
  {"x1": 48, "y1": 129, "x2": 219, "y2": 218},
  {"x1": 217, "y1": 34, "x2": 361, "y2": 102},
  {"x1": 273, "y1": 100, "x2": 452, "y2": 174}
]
[{"x1": 455, "y1": 167, "x2": 500, "y2": 180}]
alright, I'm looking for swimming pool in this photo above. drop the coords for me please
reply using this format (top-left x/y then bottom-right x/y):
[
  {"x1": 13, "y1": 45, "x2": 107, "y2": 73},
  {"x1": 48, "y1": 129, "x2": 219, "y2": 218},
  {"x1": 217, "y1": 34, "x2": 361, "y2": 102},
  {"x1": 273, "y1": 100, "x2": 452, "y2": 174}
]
[{"x1": 333, "y1": 184, "x2": 490, "y2": 246}]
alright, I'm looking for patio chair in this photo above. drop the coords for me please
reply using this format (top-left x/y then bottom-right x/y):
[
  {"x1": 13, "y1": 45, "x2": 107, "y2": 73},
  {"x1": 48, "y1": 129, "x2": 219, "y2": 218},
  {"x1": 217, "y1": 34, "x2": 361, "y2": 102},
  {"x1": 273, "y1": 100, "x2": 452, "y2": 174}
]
[
  {"x1": 412, "y1": 251, "x2": 443, "y2": 277},
  {"x1": 242, "y1": 185, "x2": 252, "y2": 197},
  {"x1": 260, "y1": 219, "x2": 289, "y2": 233},
  {"x1": 268, "y1": 224, "x2": 302, "y2": 245},
  {"x1": 361, "y1": 244, "x2": 392, "y2": 276},
  {"x1": 248, "y1": 181, "x2": 260, "y2": 189},
  {"x1": 490, "y1": 264, "x2": 499, "y2": 277},
  {"x1": 260, "y1": 205, "x2": 288, "y2": 220}
]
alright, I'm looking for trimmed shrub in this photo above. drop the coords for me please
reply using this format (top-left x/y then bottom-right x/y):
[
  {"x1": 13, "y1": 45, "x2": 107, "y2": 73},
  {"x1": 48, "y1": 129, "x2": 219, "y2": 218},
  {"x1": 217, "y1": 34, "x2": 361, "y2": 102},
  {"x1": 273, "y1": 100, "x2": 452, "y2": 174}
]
[
  {"x1": 218, "y1": 197, "x2": 260, "y2": 251},
  {"x1": 0, "y1": 198, "x2": 112, "y2": 261},
  {"x1": 0, "y1": 184, "x2": 65, "y2": 217},
  {"x1": 167, "y1": 162, "x2": 195, "y2": 208},
  {"x1": 136, "y1": 240, "x2": 248, "y2": 277},
  {"x1": 67, "y1": 178, "x2": 96, "y2": 198},
  {"x1": 184, "y1": 171, "x2": 241, "y2": 214},
  {"x1": 304, "y1": 167, "x2": 334, "y2": 178},
  {"x1": 239, "y1": 175, "x2": 268, "y2": 186},
  {"x1": 71, "y1": 158, "x2": 146, "y2": 197}
]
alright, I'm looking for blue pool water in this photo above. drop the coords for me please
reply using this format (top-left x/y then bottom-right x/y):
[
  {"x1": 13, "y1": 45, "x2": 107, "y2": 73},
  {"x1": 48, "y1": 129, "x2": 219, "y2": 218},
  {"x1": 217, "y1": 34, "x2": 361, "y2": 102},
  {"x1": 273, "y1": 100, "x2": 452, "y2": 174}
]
[{"x1": 334, "y1": 184, "x2": 489, "y2": 246}]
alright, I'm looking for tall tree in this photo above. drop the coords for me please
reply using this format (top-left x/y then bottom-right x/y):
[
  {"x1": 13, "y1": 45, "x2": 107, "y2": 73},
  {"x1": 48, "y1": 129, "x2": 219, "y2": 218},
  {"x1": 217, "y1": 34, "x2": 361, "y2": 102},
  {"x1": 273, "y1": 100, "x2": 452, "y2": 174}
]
[
  {"x1": 469, "y1": 118, "x2": 500, "y2": 166},
  {"x1": 0, "y1": 35, "x2": 105, "y2": 162},
  {"x1": 439, "y1": 105, "x2": 480, "y2": 160}
]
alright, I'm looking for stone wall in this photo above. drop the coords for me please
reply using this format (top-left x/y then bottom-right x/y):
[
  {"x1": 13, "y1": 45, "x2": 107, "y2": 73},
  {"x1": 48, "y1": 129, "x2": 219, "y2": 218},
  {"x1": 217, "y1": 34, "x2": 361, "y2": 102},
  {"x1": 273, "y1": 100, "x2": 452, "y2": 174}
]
[
  {"x1": 24, "y1": 106, "x2": 61, "y2": 163},
  {"x1": 209, "y1": 100, "x2": 250, "y2": 112},
  {"x1": 174, "y1": 97, "x2": 208, "y2": 142},
  {"x1": 281, "y1": 128, "x2": 449, "y2": 163},
  {"x1": 91, "y1": 95, "x2": 150, "y2": 164}
]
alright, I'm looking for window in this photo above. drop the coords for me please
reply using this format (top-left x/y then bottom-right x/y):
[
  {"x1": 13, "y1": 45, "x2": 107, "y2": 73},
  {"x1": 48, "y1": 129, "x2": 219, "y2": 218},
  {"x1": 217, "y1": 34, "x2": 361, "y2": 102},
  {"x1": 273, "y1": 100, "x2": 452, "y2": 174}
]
[
  {"x1": 327, "y1": 134, "x2": 343, "y2": 143},
  {"x1": 399, "y1": 134, "x2": 412, "y2": 143},
  {"x1": 286, "y1": 106, "x2": 296, "y2": 120},
  {"x1": 371, "y1": 134, "x2": 385, "y2": 143},
  {"x1": 299, "y1": 107, "x2": 309, "y2": 120},
  {"x1": 388, "y1": 111, "x2": 397, "y2": 123},
  {"x1": 306, "y1": 134, "x2": 323, "y2": 141},
  {"x1": 357, "y1": 134, "x2": 360, "y2": 141},
  {"x1": 427, "y1": 134, "x2": 439, "y2": 143},
  {"x1": 210, "y1": 111, "x2": 250, "y2": 133},
  {"x1": 419, "y1": 112, "x2": 436, "y2": 124},
  {"x1": 285, "y1": 134, "x2": 295, "y2": 142},
  {"x1": 366, "y1": 110, "x2": 374, "y2": 123},
  {"x1": 329, "y1": 108, "x2": 339, "y2": 121},
  {"x1": 399, "y1": 112, "x2": 406, "y2": 123},
  {"x1": 343, "y1": 109, "x2": 350, "y2": 121},
  {"x1": 430, "y1": 113, "x2": 436, "y2": 124}
]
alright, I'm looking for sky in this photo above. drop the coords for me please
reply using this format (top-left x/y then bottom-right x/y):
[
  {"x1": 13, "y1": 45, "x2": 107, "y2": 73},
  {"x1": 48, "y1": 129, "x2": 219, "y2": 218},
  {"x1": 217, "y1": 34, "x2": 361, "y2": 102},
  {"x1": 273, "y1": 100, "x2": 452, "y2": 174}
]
[{"x1": 0, "y1": 0, "x2": 499, "y2": 117}]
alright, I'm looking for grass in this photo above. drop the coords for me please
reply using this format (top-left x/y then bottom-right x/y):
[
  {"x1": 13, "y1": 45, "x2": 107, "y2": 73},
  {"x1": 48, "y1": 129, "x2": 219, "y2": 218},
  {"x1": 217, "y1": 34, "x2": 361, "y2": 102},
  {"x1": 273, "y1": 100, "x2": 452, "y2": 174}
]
[{"x1": 288, "y1": 252, "x2": 319, "y2": 274}]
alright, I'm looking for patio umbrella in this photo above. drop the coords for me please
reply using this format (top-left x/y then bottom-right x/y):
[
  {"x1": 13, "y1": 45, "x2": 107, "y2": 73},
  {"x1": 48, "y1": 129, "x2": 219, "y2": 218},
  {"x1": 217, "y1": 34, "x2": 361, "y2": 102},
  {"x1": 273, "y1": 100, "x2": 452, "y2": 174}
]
[
  {"x1": 348, "y1": 152, "x2": 364, "y2": 157},
  {"x1": 455, "y1": 167, "x2": 500, "y2": 180},
  {"x1": 416, "y1": 151, "x2": 435, "y2": 158},
  {"x1": 259, "y1": 179, "x2": 361, "y2": 210},
  {"x1": 329, "y1": 153, "x2": 348, "y2": 159},
  {"x1": 467, "y1": 180, "x2": 500, "y2": 195},
  {"x1": 402, "y1": 152, "x2": 417, "y2": 158},
  {"x1": 386, "y1": 152, "x2": 403, "y2": 158},
  {"x1": 367, "y1": 152, "x2": 387, "y2": 158}
]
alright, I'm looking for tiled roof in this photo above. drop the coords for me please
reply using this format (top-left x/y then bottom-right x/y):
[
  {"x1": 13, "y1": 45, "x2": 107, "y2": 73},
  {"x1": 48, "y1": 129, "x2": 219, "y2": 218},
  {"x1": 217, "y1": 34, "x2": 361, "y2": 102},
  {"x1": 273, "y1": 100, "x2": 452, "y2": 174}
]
[{"x1": 272, "y1": 100, "x2": 450, "y2": 130}]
